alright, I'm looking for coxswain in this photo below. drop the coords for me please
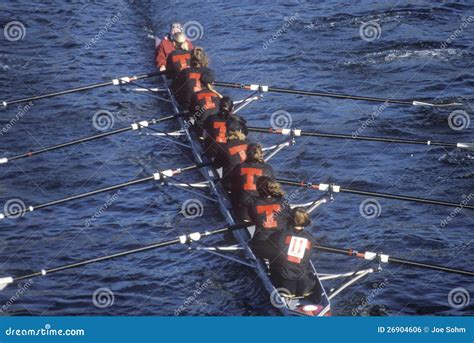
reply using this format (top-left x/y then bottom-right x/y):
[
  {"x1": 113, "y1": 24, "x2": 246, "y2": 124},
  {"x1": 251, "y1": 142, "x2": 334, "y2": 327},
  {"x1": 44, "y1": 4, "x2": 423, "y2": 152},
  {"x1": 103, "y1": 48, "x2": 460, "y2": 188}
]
[
  {"x1": 173, "y1": 47, "x2": 212, "y2": 109},
  {"x1": 165, "y1": 32, "x2": 191, "y2": 79},
  {"x1": 202, "y1": 96, "x2": 247, "y2": 157},
  {"x1": 247, "y1": 177, "x2": 289, "y2": 259},
  {"x1": 189, "y1": 69, "x2": 221, "y2": 129},
  {"x1": 212, "y1": 121, "x2": 249, "y2": 190},
  {"x1": 155, "y1": 22, "x2": 193, "y2": 71},
  {"x1": 268, "y1": 207, "x2": 319, "y2": 299},
  {"x1": 231, "y1": 143, "x2": 275, "y2": 221}
]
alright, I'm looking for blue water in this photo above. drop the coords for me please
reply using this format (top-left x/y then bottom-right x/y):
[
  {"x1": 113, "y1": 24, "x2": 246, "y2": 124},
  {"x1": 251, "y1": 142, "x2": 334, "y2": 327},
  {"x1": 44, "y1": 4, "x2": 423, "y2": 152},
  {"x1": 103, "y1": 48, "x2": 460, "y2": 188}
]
[{"x1": 0, "y1": 0, "x2": 472, "y2": 316}]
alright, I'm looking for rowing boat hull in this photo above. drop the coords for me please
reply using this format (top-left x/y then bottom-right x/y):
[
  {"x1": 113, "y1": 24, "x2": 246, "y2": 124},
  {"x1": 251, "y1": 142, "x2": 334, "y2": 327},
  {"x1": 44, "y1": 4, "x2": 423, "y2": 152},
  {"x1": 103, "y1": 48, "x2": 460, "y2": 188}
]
[{"x1": 161, "y1": 74, "x2": 330, "y2": 316}]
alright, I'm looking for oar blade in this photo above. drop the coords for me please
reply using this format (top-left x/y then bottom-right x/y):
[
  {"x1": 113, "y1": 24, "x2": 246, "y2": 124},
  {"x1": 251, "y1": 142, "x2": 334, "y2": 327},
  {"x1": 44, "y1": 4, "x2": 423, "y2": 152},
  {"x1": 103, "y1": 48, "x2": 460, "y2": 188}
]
[
  {"x1": 0, "y1": 277, "x2": 13, "y2": 291},
  {"x1": 457, "y1": 142, "x2": 474, "y2": 150}
]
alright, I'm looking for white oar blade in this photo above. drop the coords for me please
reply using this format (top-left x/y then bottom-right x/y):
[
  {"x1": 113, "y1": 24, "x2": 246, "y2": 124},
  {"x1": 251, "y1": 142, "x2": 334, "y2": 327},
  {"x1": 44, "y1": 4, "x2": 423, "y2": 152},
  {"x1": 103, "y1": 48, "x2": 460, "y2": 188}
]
[
  {"x1": 412, "y1": 100, "x2": 463, "y2": 107},
  {"x1": 0, "y1": 277, "x2": 13, "y2": 291},
  {"x1": 457, "y1": 143, "x2": 474, "y2": 150},
  {"x1": 0, "y1": 157, "x2": 8, "y2": 164}
]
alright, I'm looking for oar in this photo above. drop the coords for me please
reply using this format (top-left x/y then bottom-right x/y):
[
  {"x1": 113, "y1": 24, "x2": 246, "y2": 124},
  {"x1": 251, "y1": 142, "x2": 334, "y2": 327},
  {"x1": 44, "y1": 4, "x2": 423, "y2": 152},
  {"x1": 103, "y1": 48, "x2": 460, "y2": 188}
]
[
  {"x1": 0, "y1": 164, "x2": 202, "y2": 220},
  {"x1": 214, "y1": 81, "x2": 463, "y2": 107},
  {"x1": 0, "y1": 114, "x2": 181, "y2": 164},
  {"x1": 248, "y1": 127, "x2": 474, "y2": 151},
  {"x1": 0, "y1": 223, "x2": 251, "y2": 290},
  {"x1": 1, "y1": 71, "x2": 163, "y2": 108},
  {"x1": 314, "y1": 244, "x2": 474, "y2": 277},
  {"x1": 277, "y1": 179, "x2": 474, "y2": 210}
]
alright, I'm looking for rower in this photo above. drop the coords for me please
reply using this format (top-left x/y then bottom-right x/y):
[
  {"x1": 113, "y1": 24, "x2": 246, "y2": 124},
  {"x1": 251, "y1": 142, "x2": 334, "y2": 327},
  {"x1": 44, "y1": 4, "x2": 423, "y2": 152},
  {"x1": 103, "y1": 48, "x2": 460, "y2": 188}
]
[
  {"x1": 155, "y1": 22, "x2": 193, "y2": 71},
  {"x1": 189, "y1": 69, "x2": 221, "y2": 129},
  {"x1": 268, "y1": 207, "x2": 319, "y2": 299},
  {"x1": 202, "y1": 96, "x2": 247, "y2": 156},
  {"x1": 165, "y1": 32, "x2": 191, "y2": 80},
  {"x1": 247, "y1": 177, "x2": 289, "y2": 259},
  {"x1": 172, "y1": 47, "x2": 213, "y2": 109},
  {"x1": 231, "y1": 143, "x2": 275, "y2": 221},
  {"x1": 212, "y1": 121, "x2": 249, "y2": 190}
]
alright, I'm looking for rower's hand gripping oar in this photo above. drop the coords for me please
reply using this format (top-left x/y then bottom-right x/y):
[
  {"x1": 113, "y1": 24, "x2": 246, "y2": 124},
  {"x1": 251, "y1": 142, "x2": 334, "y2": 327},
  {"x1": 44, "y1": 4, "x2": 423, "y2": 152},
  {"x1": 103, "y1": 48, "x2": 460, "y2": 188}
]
[
  {"x1": 0, "y1": 163, "x2": 209, "y2": 220},
  {"x1": 0, "y1": 113, "x2": 184, "y2": 164},
  {"x1": 277, "y1": 179, "x2": 474, "y2": 210},
  {"x1": 314, "y1": 244, "x2": 474, "y2": 277},
  {"x1": 1, "y1": 71, "x2": 164, "y2": 108},
  {"x1": 248, "y1": 127, "x2": 474, "y2": 151},
  {"x1": 214, "y1": 81, "x2": 463, "y2": 108},
  {"x1": 0, "y1": 223, "x2": 252, "y2": 291}
]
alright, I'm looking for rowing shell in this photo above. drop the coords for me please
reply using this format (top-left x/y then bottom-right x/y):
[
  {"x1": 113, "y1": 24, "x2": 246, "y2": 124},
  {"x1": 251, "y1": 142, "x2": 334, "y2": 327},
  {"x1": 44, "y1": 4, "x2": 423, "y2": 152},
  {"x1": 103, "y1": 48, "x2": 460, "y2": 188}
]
[{"x1": 160, "y1": 73, "x2": 332, "y2": 316}]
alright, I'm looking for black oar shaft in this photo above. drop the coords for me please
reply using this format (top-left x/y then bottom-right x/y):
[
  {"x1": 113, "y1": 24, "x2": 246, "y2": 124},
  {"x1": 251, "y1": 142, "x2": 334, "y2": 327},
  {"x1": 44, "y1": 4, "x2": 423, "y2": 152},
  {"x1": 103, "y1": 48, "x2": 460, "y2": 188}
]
[
  {"x1": 314, "y1": 244, "x2": 474, "y2": 276},
  {"x1": 214, "y1": 81, "x2": 413, "y2": 105},
  {"x1": 248, "y1": 127, "x2": 460, "y2": 149},
  {"x1": 9, "y1": 223, "x2": 249, "y2": 283},
  {"x1": 3, "y1": 71, "x2": 162, "y2": 107},
  {"x1": 4, "y1": 114, "x2": 177, "y2": 163},
  {"x1": 339, "y1": 187, "x2": 474, "y2": 210},
  {"x1": 8, "y1": 127, "x2": 132, "y2": 161},
  {"x1": 277, "y1": 178, "x2": 474, "y2": 210},
  {"x1": 1, "y1": 165, "x2": 198, "y2": 218},
  {"x1": 34, "y1": 176, "x2": 155, "y2": 211}
]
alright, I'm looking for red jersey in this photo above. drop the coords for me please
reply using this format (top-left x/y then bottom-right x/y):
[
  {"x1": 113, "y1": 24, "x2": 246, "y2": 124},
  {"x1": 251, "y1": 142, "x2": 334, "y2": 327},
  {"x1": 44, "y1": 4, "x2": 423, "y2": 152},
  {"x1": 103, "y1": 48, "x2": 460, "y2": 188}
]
[
  {"x1": 189, "y1": 89, "x2": 220, "y2": 124},
  {"x1": 166, "y1": 49, "x2": 191, "y2": 79},
  {"x1": 155, "y1": 35, "x2": 193, "y2": 69}
]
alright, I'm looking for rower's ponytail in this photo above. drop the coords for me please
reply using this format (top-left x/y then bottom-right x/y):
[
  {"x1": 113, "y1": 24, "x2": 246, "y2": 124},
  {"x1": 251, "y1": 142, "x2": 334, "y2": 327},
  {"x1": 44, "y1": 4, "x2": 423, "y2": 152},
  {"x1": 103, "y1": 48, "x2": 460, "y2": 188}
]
[
  {"x1": 246, "y1": 143, "x2": 264, "y2": 163},
  {"x1": 290, "y1": 207, "x2": 311, "y2": 227},
  {"x1": 191, "y1": 47, "x2": 209, "y2": 68},
  {"x1": 227, "y1": 130, "x2": 246, "y2": 141},
  {"x1": 257, "y1": 177, "x2": 285, "y2": 198}
]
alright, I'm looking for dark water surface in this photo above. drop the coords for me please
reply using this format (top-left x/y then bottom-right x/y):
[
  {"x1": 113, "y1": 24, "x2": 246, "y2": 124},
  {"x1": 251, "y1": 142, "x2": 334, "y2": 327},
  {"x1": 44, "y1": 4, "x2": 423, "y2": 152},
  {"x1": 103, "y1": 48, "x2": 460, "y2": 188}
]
[{"x1": 0, "y1": 0, "x2": 472, "y2": 316}]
